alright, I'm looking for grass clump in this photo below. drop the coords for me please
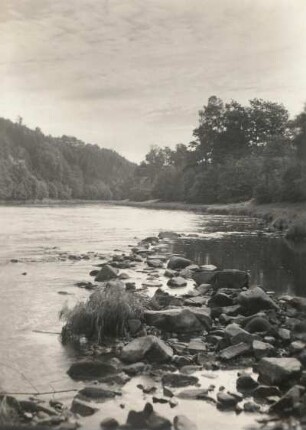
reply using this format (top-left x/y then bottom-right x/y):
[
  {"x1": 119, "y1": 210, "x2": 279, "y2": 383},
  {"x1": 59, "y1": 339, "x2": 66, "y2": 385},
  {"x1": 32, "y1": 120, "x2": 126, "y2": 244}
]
[
  {"x1": 0, "y1": 396, "x2": 20, "y2": 425},
  {"x1": 60, "y1": 282, "x2": 145, "y2": 343}
]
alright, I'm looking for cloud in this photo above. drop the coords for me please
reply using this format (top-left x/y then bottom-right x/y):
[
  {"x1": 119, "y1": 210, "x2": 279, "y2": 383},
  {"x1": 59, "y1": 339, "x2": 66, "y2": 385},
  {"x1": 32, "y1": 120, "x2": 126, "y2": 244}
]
[{"x1": 0, "y1": 0, "x2": 306, "y2": 161}]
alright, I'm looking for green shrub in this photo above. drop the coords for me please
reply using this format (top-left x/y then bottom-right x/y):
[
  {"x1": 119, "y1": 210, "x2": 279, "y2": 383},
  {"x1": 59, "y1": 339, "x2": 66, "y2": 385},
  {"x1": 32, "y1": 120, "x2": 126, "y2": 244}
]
[{"x1": 60, "y1": 283, "x2": 144, "y2": 343}]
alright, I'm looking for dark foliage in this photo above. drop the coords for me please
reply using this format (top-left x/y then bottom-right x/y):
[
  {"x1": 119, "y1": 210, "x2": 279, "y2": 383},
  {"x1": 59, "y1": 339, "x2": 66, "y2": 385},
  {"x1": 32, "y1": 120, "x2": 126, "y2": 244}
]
[{"x1": 0, "y1": 118, "x2": 135, "y2": 201}]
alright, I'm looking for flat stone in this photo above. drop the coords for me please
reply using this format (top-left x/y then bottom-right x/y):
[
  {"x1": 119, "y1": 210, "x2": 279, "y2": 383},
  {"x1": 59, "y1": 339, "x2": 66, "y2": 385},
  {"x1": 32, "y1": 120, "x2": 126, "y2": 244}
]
[
  {"x1": 144, "y1": 308, "x2": 211, "y2": 333},
  {"x1": 70, "y1": 398, "x2": 98, "y2": 417},
  {"x1": 162, "y1": 373, "x2": 199, "y2": 388},
  {"x1": 177, "y1": 388, "x2": 209, "y2": 399},
  {"x1": 257, "y1": 357, "x2": 302, "y2": 386},
  {"x1": 121, "y1": 335, "x2": 173, "y2": 363},
  {"x1": 78, "y1": 386, "x2": 119, "y2": 401},
  {"x1": 187, "y1": 339, "x2": 207, "y2": 353},
  {"x1": 219, "y1": 342, "x2": 251, "y2": 360},
  {"x1": 253, "y1": 340, "x2": 275, "y2": 359}
]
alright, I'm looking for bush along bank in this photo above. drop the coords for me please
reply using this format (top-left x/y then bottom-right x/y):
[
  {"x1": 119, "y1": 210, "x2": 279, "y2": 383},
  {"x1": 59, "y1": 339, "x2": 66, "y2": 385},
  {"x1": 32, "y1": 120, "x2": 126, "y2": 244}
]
[{"x1": 2, "y1": 231, "x2": 306, "y2": 429}]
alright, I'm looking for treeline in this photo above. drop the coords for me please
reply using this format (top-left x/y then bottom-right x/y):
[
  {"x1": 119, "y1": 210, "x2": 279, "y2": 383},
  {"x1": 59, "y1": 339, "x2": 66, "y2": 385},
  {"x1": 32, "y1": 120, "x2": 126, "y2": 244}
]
[
  {"x1": 129, "y1": 97, "x2": 306, "y2": 204},
  {"x1": 0, "y1": 118, "x2": 135, "y2": 200}
]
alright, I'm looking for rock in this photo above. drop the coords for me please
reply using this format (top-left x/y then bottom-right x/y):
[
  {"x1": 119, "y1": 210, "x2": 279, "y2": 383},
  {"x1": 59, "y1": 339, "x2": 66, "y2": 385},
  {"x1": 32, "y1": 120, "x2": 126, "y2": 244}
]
[
  {"x1": 213, "y1": 270, "x2": 248, "y2": 290},
  {"x1": 244, "y1": 316, "x2": 272, "y2": 333},
  {"x1": 224, "y1": 323, "x2": 248, "y2": 339},
  {"x1": 127, "y1": 318, "x2": 142, "y2": 335},
  {"x1": 253, "y1": 340, "x2": 275, "y2": 359},
  {"x1": 95, "y1": 265, "x2": 118, "y2": 282},
  {"x1": 78, "y1": 386, "x2": 119, "y2": 400},
  {"x1": 174, "y1": 415, "x2": 198, "y2": 430},
  {"x1": 149, "y1": 289, "x2": 183, "y2": 309},
  {"x1": 121, "y1": 335, "x2": 173, "y2": 363},
  {"x1": 122, "y1": 362, "x2": 150, "y2": 376},
  {"x1": 144, "y1": 308, "x2": 211, "y2": 333},
  {"x1": 100, "y1": 417, "x2": 119, "y2": 429},
  {"x1": 278, "y1": 328, "x2": 291, "y2": 342},
  {"x1": 142, "y1": 279, "x2": 164, "y2": 288},
  {"x1": 70, "y1": 398, "x2": 98, "y2": 416},
  {"x1": 192, "y1": 267, "x2": 217, "y2": 285},
  {"x1": 184, "y1": 296, "x2": 207, "y2": 307},
  {"x1": 257, "y1": 357, "x2": 302, "y2": 386},
  {"x1": 164, "y1": 269, "x2": 177, "y2": 278},
  {"x1": 147, "y1": 259, "x2": 164, "y2": 268},
  {"x1": 196, "y1": 284, "x2": 212, "y2": 295},
  {"x1": 217, "y1": 392, "x2": 240, "y2": 409},
  {"x1": 177, "y1": 388, "x2": 209, "y2": 399},
  {"x1": 219, "y1": 342, "x2": 251, "y2": 360},
  {"x1": 238, "y1": 287, "x2": 279, "y2": 314},
  {"x1": 126, "y1": 402, "x2": 171, "y2": 429},
  {"x1": 243, "y1": 401, "x2": 260, "y2": 412},
  {"x1": 269, "y1": 384, "x2": 305, "y2": 414},
  {"x1": 236, "y1": 373, "x2": 259, "y2": 391},
  {"x1": 159, "y1": 231, "x2": 180, "y2": 240},
  {"x1": 167, "y1": 276, "x2": 187, "y2": 288},
  {"x1": 253, "y1": 385, "x2": 281, "y2": 399},
  {"x1": 208, "y1": 292, "x2": 233, "y2": 307},
  {"x1": 167, "y1": 256, "x2": 193, "y2": 270},
  {"x1": 99, "y1": 372, "x2": 130, "y2": 385},
  {"x1": 187, "y1": 339, "x2": 207, "y2": 353},
  {"x1": 162, "y1": 373, "x2": 199, "y2": 387},
  {"x1": 67, "y1": 360, "x2": 117, "y2": 380},
  {"x1": 90, "y1": 269, "x2": 100, "y2": 277},
  {"x1": 163, "y1": 387, "x2": 174, "y2": 397},
  {"x1": 290, "y1": 341, "x2": 305, "y2": 354},
  {"x1": 180, "y1": 365, "x2": 202, "y2": 375}
]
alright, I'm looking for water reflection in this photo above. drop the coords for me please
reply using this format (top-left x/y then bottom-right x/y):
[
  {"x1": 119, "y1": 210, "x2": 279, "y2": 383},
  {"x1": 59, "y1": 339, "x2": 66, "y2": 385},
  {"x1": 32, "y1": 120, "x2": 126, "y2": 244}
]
[{"x1": 174, "y1": 233, "x2": 306, "y2": 297}]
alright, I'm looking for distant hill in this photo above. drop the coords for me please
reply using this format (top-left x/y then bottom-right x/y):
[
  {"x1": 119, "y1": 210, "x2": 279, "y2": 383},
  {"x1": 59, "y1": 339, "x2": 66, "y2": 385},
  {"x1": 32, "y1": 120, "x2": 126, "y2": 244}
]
[{"x1": 0, "y1": 117, "x2": 135, "y2": 200}]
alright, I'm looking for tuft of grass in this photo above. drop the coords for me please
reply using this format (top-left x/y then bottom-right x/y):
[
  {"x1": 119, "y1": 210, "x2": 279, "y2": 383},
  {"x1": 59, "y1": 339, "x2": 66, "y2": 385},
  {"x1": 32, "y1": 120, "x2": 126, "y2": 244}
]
[
  {"x1": 60, "y1": 283, "x2": 145, "y2": 343},
  {"x1": 0, "y1": 396, "x2": 19, "y2": 425}
]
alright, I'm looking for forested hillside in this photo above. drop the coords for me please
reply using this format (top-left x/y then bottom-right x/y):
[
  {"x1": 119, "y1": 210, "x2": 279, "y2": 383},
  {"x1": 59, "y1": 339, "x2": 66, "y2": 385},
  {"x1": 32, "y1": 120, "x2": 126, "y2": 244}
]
[
  {"x1": 0, "y1": 118, "x2": 135, "y2": 200},
  {"x1": 130, "y1": 97, "x2": 306, "y2": 204}
]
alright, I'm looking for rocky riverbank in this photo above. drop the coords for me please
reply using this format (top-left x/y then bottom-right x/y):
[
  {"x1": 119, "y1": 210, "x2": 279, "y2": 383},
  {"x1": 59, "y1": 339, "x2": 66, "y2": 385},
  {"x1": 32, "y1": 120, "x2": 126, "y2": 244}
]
[{"x1": 1, "y1": 231, "x2": 306, "y2": 429}]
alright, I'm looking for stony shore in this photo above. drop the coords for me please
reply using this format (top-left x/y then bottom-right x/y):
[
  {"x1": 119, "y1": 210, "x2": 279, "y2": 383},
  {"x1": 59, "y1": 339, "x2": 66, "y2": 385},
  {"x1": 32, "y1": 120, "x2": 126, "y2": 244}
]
[{"x1": 1, "y1": 231, "x2": 306, "y2": 429}]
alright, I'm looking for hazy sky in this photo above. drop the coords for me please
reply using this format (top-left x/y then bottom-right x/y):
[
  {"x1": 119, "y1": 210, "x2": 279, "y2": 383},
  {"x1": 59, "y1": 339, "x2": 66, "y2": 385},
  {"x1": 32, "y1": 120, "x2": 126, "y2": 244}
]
[{"x1": 1, "y1": 0, "x2": 306, "y2": 161}]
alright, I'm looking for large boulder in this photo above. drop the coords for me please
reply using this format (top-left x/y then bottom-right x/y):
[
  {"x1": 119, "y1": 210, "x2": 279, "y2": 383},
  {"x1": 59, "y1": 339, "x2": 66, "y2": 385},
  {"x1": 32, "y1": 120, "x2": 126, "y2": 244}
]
[
  {"x1": 174, "y1": 415, "x2": 198, "y2": 430},
  {"x1": 127, "y1": 403, "x2": 171, "y2": 429},
  {"x1": 167, "y1": 256, "x2": 193, "y2": 270},
  {"x1": 213, "y1": 269, "x2": 249, "y2": 290},
  {"x1": 257, "y1": 357, "x2": 302, "y2": 386},
  {"x1": 121, "y1": 335, "x2": 173, "y2": 363},
  {"x1": 144, "y1": 307, "x2": 211, "y2": 333},
  {"x1": 192, "y1": 266, "x2": 217, "y2": 285},
  {"x1": 67, "y1": 360, "x2": 118, "y2": 380},
  {"x1": 95, "y1": 265, "x2": 118, "y2": 282},
  {"x1": 238, "y1": 287, "x2": 279, "y2": 313}
]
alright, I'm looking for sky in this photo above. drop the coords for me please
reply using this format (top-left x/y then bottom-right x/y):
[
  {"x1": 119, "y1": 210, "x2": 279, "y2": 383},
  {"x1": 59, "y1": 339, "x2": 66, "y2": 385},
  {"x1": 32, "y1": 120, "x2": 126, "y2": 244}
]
[{"x1": 1, "y1": 0, "x2": 306, "y2": 162}]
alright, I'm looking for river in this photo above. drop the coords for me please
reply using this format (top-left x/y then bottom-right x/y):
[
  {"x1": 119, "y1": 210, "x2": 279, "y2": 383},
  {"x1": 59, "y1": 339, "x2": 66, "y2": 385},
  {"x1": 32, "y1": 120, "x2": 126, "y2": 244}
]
[{"x1": 0, "y1": 203, "x2": 304, "y2": 429}]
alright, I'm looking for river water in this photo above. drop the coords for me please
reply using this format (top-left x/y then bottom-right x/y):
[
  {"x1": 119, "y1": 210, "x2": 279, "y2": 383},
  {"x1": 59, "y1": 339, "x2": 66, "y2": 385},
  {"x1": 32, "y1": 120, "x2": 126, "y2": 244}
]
[{"x1": 0, "y1": 203, "x2": 304, "y2": 429}]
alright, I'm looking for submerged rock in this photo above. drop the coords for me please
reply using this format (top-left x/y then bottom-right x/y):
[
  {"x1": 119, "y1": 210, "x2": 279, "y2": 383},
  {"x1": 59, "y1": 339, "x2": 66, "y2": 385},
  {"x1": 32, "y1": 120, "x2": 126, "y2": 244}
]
[
  {"x1": 121, "y1": 335, "x2": 173, "y2": 363},
  {"x1": 67, "y1": 360, "x2": 117, "y2": 380},
  {"x1": 167, "y1": 256, "x2": 193, "y2": 270},
  {"x1": 257, "y1": 357, "x2": 302, "y2": 386},
  {"x1": 162, "y1": 373, "x2": 199, "y2": 387},
  {"x1": 167, "y1": 276, "x2": 187, "y2": 288},
  {"x1": 213, "y1": 270, "x2": 249, "y2": 290},
  {"x1": 95, "y1": 265, "x2": 118, "y2": 282},
  {"x1": 77, "y1": 386, "x2": 120, "y2": 401}
]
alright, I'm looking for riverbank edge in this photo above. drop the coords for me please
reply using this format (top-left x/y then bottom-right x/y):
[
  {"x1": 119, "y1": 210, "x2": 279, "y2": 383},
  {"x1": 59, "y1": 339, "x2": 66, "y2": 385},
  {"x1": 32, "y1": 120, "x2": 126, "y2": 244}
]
[{"x1": 1, "y1": 198, "x2": 306, "y2": 237}]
